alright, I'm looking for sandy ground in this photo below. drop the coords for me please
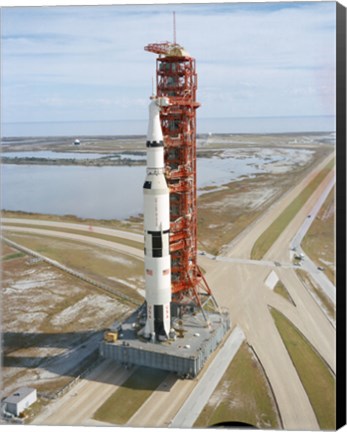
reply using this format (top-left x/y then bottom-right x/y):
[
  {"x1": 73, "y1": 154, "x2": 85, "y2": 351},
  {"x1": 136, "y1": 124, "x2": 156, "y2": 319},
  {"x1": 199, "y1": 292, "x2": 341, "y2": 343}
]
[
  {"x1": 1, "y1": 244, "x2": 133, "y2": 398},
  {"x1": 199, "y1": 154, "x2": 335, "y2": 429},
  {"x1": 223, "y1": 154, "x2": 335, "y2": 259},
  {"x1": 2, "y1": 152, "x2": 335, "y2": 429},
  {"x1": 1, "y1": 136, "x2": 335, "y2": 428},
  {"x1": 169, "y1": 326, "x2": 245, "y2": 428},
  {"x1": 1, "y1": 132, "x2": 334, "y2": 153},
  {"x1": 31, "y1": 360, "x2": 135, "y2": 425}
]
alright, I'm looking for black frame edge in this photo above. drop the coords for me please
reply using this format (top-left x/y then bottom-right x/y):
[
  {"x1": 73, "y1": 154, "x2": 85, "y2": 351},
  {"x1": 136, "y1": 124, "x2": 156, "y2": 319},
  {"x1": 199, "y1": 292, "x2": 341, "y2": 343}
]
[{"x1": 336, "y1": 1, "x2": 346, "y2": 430}]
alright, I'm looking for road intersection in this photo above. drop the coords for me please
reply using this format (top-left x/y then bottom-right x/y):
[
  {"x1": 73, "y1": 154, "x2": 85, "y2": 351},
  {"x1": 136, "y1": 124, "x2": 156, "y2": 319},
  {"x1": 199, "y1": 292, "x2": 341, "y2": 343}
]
[{"x1": 2, "y1": 153, "x2": 336, "y2": 429}]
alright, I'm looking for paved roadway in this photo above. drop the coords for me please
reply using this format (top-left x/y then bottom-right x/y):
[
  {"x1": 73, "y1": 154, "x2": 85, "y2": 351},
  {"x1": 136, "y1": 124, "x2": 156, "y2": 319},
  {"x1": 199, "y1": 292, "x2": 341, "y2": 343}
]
[
  {"x1": 1, "y1": 225, "x2": 144, "y2": 261},
  {"x1": 169, "y1": 326, "x2": 245, "y2": 428},
  {"x1": 3, "y1": 152, "x2": 336, "y2": 429},
  {"x1": 32, "y1": 360, "x2": 135, "y2": 426},
  {"x1": 289, "y1": 173, "x2": 336, "y2": 304},
  {"x1": 1, "y1": 218, "x2": 144, "y2": 243},
  {"x1": 224, "y1": 153, "x2": 335, "y2": 260},
  {"x1": 199, "y1": 153, "x2": 335, "y2": 429}
]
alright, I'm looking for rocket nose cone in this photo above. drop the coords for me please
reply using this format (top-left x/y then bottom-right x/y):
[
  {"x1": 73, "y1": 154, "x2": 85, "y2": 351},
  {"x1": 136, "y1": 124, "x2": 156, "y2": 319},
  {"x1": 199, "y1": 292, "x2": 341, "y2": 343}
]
[{"x1": 147, "y1": 100, "x2": 164, "y2": 143}]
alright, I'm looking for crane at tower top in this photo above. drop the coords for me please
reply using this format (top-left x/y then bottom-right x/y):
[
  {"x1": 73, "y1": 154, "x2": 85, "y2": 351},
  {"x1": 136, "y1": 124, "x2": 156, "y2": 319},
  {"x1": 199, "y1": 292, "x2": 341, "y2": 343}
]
[
  {"x1": 144, "y1": 12, "x2": 190, "y2": 57},
  {"x1": 144, "y1": 41, "x2": 190, "y2": 57}
]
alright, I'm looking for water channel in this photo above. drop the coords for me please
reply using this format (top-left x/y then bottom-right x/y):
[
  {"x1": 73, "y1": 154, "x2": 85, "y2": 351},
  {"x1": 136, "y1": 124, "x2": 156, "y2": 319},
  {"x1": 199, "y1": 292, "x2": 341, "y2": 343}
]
[{"x1": 1, "y1": 149, "x2": 314, "y2": 220}]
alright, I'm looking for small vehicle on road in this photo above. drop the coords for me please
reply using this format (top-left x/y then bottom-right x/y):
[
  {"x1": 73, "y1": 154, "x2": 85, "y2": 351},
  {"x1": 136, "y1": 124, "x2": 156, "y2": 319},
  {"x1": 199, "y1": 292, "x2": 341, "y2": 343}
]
[
  {"x1": 317, "y1": 266, "x2": 325, "y2": 271},
  {"x1": 294, "y1": 252, "x2": 305, "y2": 260}
]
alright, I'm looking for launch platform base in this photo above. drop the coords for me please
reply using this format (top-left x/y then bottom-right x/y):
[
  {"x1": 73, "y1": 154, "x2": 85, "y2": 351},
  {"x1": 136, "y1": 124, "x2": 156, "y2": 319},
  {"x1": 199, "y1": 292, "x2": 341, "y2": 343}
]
[{"x1": 99, "y1": 308, "x2": 230, "y2": 378}]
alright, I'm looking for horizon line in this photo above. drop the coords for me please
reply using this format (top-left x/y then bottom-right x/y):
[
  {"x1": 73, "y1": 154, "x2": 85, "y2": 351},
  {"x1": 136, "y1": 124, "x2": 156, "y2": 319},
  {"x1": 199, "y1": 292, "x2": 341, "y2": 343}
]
[{"x1": 2, "y1": 114, "x2": 336, "y2": 125}]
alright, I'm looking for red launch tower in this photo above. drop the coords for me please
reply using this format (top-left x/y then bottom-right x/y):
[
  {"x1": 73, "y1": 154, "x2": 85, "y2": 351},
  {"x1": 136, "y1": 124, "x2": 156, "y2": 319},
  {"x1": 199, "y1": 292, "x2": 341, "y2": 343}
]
[
  {"x1": 99, "y1": 40, "x2": 229, "y2": 376},
  {"x1": 145, "y1": 42, "x2": 219, "y2": 316}
]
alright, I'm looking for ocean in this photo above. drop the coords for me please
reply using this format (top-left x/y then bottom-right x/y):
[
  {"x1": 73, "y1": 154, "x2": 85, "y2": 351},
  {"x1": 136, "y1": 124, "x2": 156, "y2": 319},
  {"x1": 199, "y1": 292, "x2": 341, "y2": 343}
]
[{"x1": 1, "y1": 115, "x2": 335, "y2": 138}]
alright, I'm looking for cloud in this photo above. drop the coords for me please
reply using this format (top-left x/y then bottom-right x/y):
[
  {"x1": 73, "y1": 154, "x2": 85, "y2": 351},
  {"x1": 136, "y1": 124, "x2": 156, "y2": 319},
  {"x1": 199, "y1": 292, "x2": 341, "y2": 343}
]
[{"x1": 1, "y1": 2, "x2": 336, "y2": 124}]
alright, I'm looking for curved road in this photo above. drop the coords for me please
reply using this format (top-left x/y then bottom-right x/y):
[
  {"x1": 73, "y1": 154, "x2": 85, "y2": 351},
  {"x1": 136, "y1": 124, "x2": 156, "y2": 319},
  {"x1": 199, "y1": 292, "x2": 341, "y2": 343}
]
[
  {"x1": 289, "y1": 172, "x2": 336, "y2": 304},
  {"x1": 225, "y1": 153, "x2": 335, "y2": 260},
  {"x1": 1, "y1": 218, "x2": 144, "y2": 243},
  {"x1": 201, "y1": 153, "x2": 335, "y2": 429},
  {"x1": 2, "y1": 225, "x2": 143, "y2": 261},
  {"x1": 32, "y1": 360, "x2": 135, "y2": 425},
  {"x1": 2, "y1": 152, "x2": 336, "y2": 429}
]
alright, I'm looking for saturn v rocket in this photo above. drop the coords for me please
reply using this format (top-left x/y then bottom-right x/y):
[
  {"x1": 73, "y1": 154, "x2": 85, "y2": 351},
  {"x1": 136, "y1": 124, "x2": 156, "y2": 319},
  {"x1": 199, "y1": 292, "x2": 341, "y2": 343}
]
[{"x1": 143, "y1": 97, "x2": 171, "y2": 341}]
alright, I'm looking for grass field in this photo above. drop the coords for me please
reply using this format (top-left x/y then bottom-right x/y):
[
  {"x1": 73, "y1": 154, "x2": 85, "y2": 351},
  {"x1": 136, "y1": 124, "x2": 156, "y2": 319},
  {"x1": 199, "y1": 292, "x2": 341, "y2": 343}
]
[
  {"x1": 93, "y1": 367, "x2": 168, "y2": 424},
  {"x1": 2, "y1": 145, "x2": 331, "y2": 257},
  {"x1": 1, "y1": 240, "x2": 132, "y2": 399},
  {"x1": 1, "y1": 142, "x2": 334, "y2": 424},
  {"x1": 5, "y1": 232, "x2": 144, "y2": 304},
  {"x1": 2, "y1": 221, "x2": 143, "y2": 250},
  {"x1": 1, "y1": 209, "x2": 144, "y2": 234},
  {"x1": 273, "y1": 280, "x2": 295, "y2": 305},
  {"x1": 296, "y1": 269, "x2": 335, "y2": 320},
  {"x1": 302, "y1": 187, "x2": 335, "y2": 284},
  {"x1": 270, "y1": 307, "x2": 335, "y2": 429},
  {"x1": 3, "y1": 251, "x2": 25, "y2": 261},
  {"x1": 251, "y1": 158, "x2": 335, "y2": 260},
  {"x1": 194, "y1": 342, "x2": 280, "y2": 429}
]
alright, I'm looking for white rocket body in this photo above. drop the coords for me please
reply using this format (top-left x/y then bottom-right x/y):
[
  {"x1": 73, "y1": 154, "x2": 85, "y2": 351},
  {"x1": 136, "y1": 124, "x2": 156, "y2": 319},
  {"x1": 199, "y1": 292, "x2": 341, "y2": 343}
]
[{"x1": 143, "y1": 98, "x2": 171, "y2": 341}]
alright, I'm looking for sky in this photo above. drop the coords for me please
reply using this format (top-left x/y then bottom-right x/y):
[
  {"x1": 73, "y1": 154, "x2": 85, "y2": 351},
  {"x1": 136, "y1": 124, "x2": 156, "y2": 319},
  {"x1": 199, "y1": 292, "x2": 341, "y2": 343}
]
[{"x1": 1, "y1": 1, "x2": 336, "y2": 125}]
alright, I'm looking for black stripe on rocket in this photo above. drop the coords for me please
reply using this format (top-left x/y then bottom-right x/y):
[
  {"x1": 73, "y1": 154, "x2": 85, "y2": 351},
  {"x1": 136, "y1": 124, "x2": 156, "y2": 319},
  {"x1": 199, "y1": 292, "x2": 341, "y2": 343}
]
[
  {"x1": 146, "y1": 230, "x2": 170, "y2": 258},
  {"x1": 146, "y1": 141, "x2": 164, "y2": 147}
]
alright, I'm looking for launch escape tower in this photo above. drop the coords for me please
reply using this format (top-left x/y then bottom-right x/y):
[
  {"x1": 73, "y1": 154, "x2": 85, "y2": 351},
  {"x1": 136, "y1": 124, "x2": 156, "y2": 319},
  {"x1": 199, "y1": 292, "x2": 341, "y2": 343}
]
[{"x1": 144, "y1": 41, "x2": 219, "y2": 319}]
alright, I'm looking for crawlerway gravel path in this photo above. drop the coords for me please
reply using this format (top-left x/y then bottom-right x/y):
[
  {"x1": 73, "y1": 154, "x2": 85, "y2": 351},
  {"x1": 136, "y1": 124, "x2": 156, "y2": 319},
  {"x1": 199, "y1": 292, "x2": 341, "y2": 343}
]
[
  {"x1": 169, "y1": 326, "x2": 245, "y2": 428},
  {"x1": 4, "y1": 152, "x2": 335, "y2": 429}
]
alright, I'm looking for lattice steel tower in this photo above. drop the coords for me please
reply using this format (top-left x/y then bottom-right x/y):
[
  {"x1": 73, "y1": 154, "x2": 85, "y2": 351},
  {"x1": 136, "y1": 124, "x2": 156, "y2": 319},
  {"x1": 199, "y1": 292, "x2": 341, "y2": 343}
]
[{"x1": 145, "y1": 41, "x2": 219, "y2": 319}]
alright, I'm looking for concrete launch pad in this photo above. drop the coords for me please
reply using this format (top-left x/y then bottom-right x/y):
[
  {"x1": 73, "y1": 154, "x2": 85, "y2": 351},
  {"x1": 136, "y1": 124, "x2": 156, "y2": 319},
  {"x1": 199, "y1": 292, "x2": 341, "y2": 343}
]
[{"x1": 99, "y1": 307, "x2": 230, "y2": 378}]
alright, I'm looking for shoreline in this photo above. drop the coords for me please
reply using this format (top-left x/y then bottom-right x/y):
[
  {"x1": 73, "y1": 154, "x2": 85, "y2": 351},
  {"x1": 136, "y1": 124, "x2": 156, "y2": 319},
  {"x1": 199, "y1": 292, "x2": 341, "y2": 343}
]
[
  {"x1": 1, "y1": 131, "x2": 335, "y2": 167},
  {"x1": 1, "y1": 135, "x2": 335, "y2": 253},
  {"x1": 0, "y1": 157, "x2": 146, "y2": 167}
]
